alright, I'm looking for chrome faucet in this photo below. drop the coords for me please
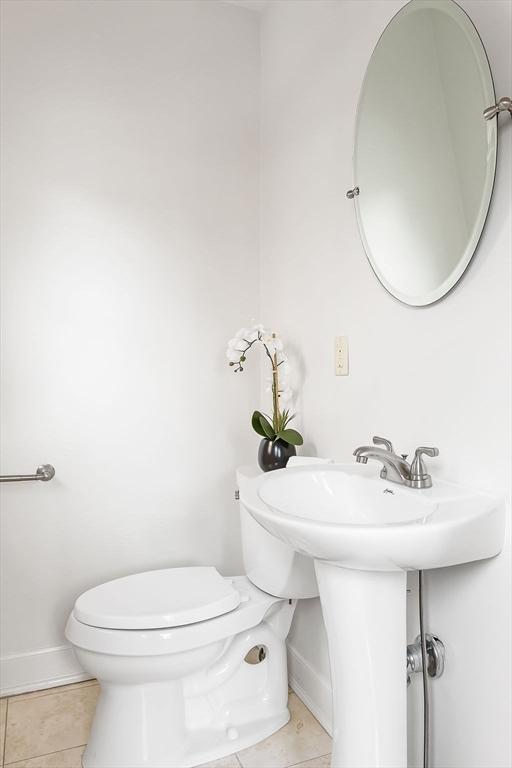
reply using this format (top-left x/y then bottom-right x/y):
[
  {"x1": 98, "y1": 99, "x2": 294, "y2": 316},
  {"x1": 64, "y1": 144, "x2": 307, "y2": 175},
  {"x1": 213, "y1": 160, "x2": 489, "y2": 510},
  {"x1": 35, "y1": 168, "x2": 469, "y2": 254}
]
[{"x1": 353, "y1": 436, "x2": 439, "y2": 489}]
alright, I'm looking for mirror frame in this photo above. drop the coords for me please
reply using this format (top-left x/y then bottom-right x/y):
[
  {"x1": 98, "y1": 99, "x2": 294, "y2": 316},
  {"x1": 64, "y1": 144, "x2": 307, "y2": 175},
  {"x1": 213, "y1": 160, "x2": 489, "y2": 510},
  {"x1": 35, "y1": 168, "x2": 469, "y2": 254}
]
[{"x1": 353, "y1": 0, "x2": 497, "y2": 307}]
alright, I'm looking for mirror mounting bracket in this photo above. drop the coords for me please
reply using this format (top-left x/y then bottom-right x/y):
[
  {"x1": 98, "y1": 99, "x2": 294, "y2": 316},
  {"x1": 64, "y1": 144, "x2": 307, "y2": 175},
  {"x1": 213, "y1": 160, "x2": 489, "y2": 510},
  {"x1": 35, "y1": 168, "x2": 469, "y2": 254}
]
[{"x1": 484, "y1": 96, "x2": 512, "y2": 120}]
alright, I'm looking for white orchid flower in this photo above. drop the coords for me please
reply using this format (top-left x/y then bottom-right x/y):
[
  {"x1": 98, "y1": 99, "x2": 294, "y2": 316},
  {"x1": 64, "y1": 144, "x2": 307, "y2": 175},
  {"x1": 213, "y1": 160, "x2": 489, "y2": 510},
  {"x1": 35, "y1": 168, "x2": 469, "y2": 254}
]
[
  {"x1": 226, "y1": 322, "x2": 303, "y2": 448},
  {"x1": 226, "y1": 348, "x2": 241, "y2": 362}
]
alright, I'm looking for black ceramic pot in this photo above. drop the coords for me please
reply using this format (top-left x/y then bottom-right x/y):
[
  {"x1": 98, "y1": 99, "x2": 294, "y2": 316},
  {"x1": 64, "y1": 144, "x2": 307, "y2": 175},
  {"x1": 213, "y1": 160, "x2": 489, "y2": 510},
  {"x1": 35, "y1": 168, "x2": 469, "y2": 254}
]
[{"x1": 258, "y1": 438, "x2": 296, "y2": 472}]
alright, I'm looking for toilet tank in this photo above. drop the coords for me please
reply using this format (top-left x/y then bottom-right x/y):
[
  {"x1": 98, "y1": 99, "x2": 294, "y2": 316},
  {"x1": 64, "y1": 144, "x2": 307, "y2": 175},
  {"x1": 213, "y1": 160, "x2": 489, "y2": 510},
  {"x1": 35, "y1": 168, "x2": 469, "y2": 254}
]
[{"x1": 236, "y1": 466, "x2": 319, "y2": 599}]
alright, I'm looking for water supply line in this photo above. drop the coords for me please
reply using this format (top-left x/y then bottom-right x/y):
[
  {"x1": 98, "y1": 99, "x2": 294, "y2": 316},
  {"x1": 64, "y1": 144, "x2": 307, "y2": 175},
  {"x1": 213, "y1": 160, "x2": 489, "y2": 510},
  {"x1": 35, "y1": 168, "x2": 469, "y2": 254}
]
[
  {"x1": 418, "y1": 570, "x2": 430, "y2": 768},
  {"x1": 407, "y1": 573, "x2": 445, "y2": 768}
]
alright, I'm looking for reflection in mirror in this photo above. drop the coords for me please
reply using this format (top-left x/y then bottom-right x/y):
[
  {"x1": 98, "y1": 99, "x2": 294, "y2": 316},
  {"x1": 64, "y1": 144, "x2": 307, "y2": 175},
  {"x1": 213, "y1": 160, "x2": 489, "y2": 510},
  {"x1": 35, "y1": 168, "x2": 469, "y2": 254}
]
[{"x1": 354, "y1": 0, "x2": 496, "y2": 306}]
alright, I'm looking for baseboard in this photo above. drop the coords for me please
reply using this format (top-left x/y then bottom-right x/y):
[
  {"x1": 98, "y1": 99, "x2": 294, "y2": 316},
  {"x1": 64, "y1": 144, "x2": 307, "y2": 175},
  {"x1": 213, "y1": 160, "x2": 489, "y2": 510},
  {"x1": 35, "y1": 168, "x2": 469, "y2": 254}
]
[
  {"x1": 2, "y1": 639, "x2": 331, "y2": 715},
  {"x1": 0, "y1": 645, "x2": 92, "y2": 697},
  {"x1": 287, "y1": 643, "x2": 333, "y2": 736}
]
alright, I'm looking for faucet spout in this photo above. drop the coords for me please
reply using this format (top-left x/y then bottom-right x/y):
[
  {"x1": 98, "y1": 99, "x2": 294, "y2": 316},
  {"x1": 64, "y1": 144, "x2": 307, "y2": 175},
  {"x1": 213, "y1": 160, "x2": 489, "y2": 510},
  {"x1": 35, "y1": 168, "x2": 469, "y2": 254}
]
[
  {"x1": 353, "y1": 438, "x2": 439, "y2": 489},
  {"x1": 353, "y1": 445, "x2": 411, "y2": 485}
]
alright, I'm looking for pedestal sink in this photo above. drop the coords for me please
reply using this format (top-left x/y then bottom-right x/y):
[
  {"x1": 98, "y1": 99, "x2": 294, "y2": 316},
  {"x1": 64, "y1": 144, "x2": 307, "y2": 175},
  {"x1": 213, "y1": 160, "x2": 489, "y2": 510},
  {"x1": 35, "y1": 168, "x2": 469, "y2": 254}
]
[{"x1": 240, "y1": 463, "x2": 505, "y2": 768}]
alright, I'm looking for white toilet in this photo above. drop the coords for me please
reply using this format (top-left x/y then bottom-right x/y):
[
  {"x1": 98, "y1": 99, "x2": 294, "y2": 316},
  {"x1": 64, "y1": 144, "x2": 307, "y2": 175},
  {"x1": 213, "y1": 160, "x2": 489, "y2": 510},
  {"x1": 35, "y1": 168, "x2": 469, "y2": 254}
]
[{"x1": 65, "y1": 467, "x2": 318, "y2": 768}]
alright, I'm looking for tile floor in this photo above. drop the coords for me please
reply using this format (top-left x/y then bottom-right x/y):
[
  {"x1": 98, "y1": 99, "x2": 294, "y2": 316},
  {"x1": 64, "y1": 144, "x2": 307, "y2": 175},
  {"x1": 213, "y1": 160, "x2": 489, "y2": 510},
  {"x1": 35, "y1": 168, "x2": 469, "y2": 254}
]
[{"x1": 0, "y1": 681, "x2": 331, "y2": 768}]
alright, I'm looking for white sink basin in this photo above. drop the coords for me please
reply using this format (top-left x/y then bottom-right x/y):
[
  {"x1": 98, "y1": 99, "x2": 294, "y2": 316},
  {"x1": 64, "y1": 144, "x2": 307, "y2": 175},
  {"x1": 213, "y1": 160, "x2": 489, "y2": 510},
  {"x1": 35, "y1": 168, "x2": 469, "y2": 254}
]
[
  {"x1": 242, "y1": 463, "x2": 505, "y2": 768},
  {"x1": 254, "y1": 464, "x2": 504, "y2": 571}
]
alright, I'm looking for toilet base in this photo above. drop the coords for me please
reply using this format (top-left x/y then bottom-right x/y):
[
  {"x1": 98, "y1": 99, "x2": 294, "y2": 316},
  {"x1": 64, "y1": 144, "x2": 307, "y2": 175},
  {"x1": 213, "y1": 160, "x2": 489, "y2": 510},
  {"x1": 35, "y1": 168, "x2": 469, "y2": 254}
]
[
  {"x1": 82, "y1": 701, "x2": 289, "y2": 768},
  {"x1": 180, "y1": 710, "x2": 291, "y2": 768},
  {"x1": 77, "y1": 598, "x2": 296, "y2": 768}
]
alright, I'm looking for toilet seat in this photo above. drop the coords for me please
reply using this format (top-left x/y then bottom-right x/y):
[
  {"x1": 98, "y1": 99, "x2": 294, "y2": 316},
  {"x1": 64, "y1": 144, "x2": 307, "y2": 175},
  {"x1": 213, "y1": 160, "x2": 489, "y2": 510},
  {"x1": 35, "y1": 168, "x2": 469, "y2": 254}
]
[
  {"x1": 66, "y1": 575, "x2": 283, "y2": 657},
  {"x1": 74, "y1": 566, "x2": 241, "y2": 630}
]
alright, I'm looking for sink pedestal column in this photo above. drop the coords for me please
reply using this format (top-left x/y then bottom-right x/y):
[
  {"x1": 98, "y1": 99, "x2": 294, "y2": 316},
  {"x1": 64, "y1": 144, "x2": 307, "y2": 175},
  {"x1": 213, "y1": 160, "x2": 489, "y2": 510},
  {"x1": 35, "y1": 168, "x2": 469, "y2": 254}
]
[{"x1": 315, "y1": 561, "x2": 407, "y2": 768}]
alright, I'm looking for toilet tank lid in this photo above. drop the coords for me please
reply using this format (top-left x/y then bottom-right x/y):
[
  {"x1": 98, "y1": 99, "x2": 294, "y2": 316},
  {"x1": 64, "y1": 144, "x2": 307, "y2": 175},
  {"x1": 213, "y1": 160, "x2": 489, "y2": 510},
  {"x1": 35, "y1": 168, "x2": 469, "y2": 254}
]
[{"x1": 73, "y1": 567, "x2": 241, "y2": 630}]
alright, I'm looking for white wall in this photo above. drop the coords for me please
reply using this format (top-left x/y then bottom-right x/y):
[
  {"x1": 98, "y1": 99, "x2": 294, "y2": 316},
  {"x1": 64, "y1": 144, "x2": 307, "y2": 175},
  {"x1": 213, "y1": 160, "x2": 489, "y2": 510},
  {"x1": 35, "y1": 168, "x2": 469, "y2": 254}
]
[
  {"x1": 0, "y1": 0, "x2": 259, "y2": 694},
  {"x1": 2, "y1": 2, "x2": 511, "y2": 765},
  {"x1": 259, "y1": 1, "x2": 511, "y2": 767}
]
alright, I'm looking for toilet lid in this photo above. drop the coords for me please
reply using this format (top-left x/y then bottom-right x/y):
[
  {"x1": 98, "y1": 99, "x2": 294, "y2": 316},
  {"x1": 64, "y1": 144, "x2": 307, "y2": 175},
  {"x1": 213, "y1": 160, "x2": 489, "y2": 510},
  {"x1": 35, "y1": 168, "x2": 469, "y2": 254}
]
[{"x1": 74, "y1": 567, "x2": 241, "y2": 630}]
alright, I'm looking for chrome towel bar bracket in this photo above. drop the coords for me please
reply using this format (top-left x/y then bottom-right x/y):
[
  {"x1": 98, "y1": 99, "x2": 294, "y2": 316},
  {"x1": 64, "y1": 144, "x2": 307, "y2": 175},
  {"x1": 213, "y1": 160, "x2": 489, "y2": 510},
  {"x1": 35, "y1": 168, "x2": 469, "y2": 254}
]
[{"x1": 0, "y1": 464, "x2": 56, "y2": 483}]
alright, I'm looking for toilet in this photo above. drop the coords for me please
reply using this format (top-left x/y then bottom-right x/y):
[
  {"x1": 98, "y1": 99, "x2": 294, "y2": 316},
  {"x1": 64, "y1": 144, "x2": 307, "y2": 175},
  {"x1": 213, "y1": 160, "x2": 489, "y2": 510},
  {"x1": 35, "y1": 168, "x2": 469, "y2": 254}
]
[{"x1": 65, "y1": 466, "x2": 318, "y2": 768}]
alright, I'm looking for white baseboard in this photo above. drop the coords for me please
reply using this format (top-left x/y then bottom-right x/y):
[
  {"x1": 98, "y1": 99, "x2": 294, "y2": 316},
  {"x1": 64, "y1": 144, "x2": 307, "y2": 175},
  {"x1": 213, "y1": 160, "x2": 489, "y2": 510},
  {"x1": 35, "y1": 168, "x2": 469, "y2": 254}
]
[
  {"x1": 0, "y1": 645, "x2": 92, "y2": 697},
  {"x1": 2, "y1": 639, "x2": 331, "y2": 718},
  {"x1": 287, "y1": 643, "x2": 333, "y2": 737}
]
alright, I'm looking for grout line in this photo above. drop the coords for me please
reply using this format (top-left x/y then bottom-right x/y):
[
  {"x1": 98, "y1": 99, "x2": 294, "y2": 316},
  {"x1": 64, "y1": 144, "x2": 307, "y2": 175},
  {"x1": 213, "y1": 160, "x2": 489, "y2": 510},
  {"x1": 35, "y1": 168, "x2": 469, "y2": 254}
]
[
  {"x1": 7, "y1": 680, "x2": 97, "y2": 705},
  {"x1": 287, "y1": 752, "x2": 332, "y2": 768},
  {"x1": 4, "y1": 743, "x2": 87, "y2": 767},
  {"x1": 2, "y1": 699, "x2": 8, "y2": 767},
  {"x1": 1, "y1": 687, "x2": 325, "y2": 768}
]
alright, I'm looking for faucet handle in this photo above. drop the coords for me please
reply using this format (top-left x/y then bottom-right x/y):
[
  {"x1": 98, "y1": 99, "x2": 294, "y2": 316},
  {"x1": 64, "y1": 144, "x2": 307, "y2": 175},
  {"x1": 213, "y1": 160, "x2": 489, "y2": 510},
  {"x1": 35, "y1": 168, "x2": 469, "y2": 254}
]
[
  {"x1": 373, "y1": 436, "x2": 394, "y2": 452},
  {"x1": 409, "y1": 447, "x2": 439, "y2": 489},
  {"x1": 414, "y1": 446, "x2": 439, "y2": 460}
]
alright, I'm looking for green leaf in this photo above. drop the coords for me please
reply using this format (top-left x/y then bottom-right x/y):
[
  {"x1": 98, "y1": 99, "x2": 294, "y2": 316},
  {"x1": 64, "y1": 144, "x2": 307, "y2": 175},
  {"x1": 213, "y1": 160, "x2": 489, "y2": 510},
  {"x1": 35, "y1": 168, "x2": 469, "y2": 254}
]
[
  {"x1": 251, "y1": 411, "x2": 267, "y2": 437},
  {"x1": 259, "y1": 413, "x2": 276, "y2": 440},
  {"x1": 277, "y1": 428, "x2": 304, "y2": 446}
]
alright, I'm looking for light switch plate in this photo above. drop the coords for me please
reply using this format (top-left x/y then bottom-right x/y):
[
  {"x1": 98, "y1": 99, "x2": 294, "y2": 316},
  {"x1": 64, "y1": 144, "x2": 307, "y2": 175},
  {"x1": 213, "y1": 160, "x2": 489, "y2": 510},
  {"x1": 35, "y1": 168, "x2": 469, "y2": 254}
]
[{"x1": 335, "y1": 336, "x2": 349, "y2": 376}]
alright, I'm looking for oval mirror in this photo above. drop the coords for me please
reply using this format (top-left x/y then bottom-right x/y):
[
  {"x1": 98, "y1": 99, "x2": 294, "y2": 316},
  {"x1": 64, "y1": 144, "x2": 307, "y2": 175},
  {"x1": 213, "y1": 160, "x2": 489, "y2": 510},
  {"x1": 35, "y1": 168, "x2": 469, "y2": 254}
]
[{"x1": 353, "y1": 0, "x2": 497, "y2": 306}]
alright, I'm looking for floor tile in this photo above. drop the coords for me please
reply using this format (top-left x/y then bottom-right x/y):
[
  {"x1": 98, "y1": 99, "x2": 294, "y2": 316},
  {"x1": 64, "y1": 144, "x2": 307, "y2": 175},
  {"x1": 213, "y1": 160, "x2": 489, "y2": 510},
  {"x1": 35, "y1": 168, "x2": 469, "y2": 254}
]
[
  {"x1": 4, "y1": 746, "x2": 84, "y2": 768},
  {"x1": 8, "y1": 680, "x2": 96, "y2": 704},
  {"x1": 197, "y1": 756, "x2": 240, "y2": 768},
  {"x1": 1, "y1": 698, "x2": 7, "y2": 765},
  {"x1": 290, "y1": 755, "x2": 331, "y2": 768},
  {"x1": 237, "y1": 693, "x2": 331, "y2": 768},
  {"x1": 4, "y1": 685, "x2": 98, "y2": 763}
]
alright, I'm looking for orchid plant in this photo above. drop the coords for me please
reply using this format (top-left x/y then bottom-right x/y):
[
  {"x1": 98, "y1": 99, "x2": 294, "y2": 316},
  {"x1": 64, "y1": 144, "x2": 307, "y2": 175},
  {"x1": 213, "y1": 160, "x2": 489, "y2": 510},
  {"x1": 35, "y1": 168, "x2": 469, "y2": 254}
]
[{"x1": 226, "y1": 324, "x2": 303, "y2": 446}]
